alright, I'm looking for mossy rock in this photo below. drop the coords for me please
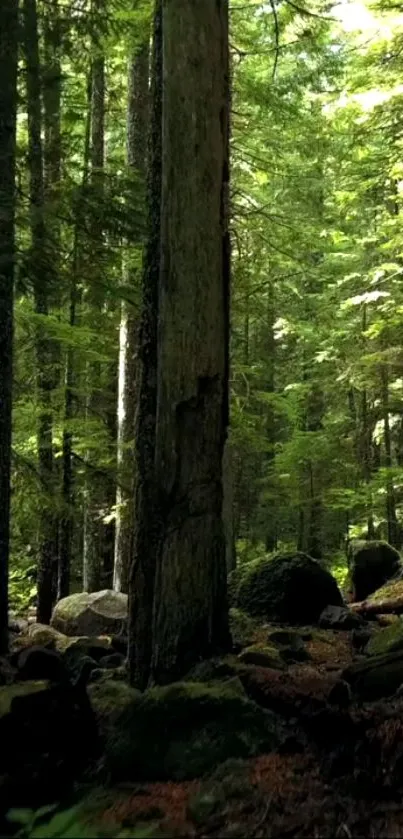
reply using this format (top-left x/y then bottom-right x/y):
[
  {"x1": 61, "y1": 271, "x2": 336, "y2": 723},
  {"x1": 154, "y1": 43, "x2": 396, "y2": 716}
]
[
  {"x1": 10, "y1": 624, "x2": 68, "y2": 653},
  {"x1": 88, "y1": 678, "x2": 140, "y2": 727},
  {"x1": 229, "y1": 608, "x2": 259, "y2": 647},
  {"x1": 238, "y1": 644, "x2": 286, "y2": 669},
  {"x1": 184, "y1": 656, "x2": 242, "y2": 684},
  {"x1": 342, "y1": 649, "x2": 403, "y2": 700},
  {"x1": 366, "y1": 578, "x2": 403, "y2": 605},
  {"x1": 365, "y1": 620, "x2": 403, "y2": 656},
  {"x1": 105, "y1": 680, "x2": 281, "y2": 782},
  {"x1": 236, "y1": 552, "x2": 343, "y2": 624},
  {"x1": 347, "y1": 540, "x2": 401, "y2": 602},
  {"x1": 0, "y1": 681, "x2": 49, "y2": 719},
  {"x1": 51, "y1": 590, "x2": 128, "y2": 637}
]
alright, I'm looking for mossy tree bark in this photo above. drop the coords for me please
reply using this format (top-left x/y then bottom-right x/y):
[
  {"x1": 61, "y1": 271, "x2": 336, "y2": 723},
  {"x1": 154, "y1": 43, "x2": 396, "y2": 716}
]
[
  {"x1": 150, "y1": 0, "x2": 231, "y2": 683},
  {"x1": 0, "y1": 0, "x2": 18, "y2": 654},
  {"x1": 129, "y1": 0, "x2": 231, "y2": 688}
]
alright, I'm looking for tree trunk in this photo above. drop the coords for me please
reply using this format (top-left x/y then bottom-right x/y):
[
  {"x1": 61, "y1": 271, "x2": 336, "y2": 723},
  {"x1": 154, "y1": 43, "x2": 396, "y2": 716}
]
[
  {"x1": 59, "y1": 75, "x2": 92, "y2": 600},
  {"x1": 222, "y1": 437, "x2": 236, "y2": 573},
  {"x1": 129, "y1": 0, "x2": 163, "y2": 689},
  {"x1": 23, "y1": 0, "x2": 57, "y2": 624},
  {"x1": 83, "y1": 11, "x2": 107, "y2": 592},
  {"x1": 0, "y1": 0, "x2": 18, "y2": 654},
  {"x1": 150, "y1": 0, "x2": 231, "y2": 684},
  {"x1": 43, "y1": 0, "x2": 62, "y2": 600},
  {"x1": 381, "y1": 353, "x2": 400, "y2": 547},
  {"x1": 114, "y1": 41, "x2": 149, "y2": 593}
]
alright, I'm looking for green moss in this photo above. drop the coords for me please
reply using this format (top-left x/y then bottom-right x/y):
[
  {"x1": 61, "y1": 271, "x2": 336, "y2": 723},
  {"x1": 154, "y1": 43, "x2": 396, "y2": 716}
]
[
  {"x1": 236, "y1": 552, "x2": 343, "y2": 624},
  {"x1": 229, "y1": 608, "x2": 259, "y2": 647},
  {"x1": 238, "y1": 644, "x2": 286, "y2": 669},
  {"x1": 343, "y1": 650, "x2": 403, "y2": 701},
  {"x1": 0, "y1": 681, "x2": 49, "y2": 718},
  {"x1": 183, "y1": 656, "x2": 241, "y2": 684},
  {"x1": 105, "y1": 680, "x2": 280, "y2": 782},
  {"x1": 88, "y1": 679, "x2": 140, "y2": 719},
  {"x1": 366, "y1": 620, "x2": 403, "y2": 656},
  {"x1": 367, "y1": 578, "x2": 403, "y2": 604}
]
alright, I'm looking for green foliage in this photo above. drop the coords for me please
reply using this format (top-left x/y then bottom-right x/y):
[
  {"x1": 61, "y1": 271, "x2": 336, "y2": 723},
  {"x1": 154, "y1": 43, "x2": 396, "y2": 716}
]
[{"x1": 7, "y1": 804, "x2": 164, "y2": 838}]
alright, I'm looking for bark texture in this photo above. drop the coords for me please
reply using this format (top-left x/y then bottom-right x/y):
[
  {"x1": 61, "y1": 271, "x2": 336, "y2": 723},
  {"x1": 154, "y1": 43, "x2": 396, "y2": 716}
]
[
  {"x1": 129, "y1": 0, "x2": 163, "y2": 689},
  {"x1": 0, "y1": 0, "x2": 18, "y2": 654},
  {"x1": 150, "y1": 0, "x2": 231, "y2": 683}
]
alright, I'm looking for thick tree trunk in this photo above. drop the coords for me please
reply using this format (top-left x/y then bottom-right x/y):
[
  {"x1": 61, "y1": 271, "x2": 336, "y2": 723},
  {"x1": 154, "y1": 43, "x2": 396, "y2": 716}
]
[
  {"x1": 114, "y1": 41, "x2": 149, "y2": 593},
  {"x1": 24, "y1": 0, "x2": 57, "y2": 624},
  {"x1": 129, "y1": 0, "x2": 163, "y2": 689},
  {"x1": 0, "y1": 0, "x2": 18, "y2": 654},
  {"x1": 150, "y1": 0, "x2": 231, "y2": 684}
]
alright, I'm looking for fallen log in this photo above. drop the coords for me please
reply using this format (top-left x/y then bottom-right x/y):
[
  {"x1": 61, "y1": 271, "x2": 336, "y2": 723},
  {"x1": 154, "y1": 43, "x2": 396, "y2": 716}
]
[{"x1": 350, "y1": 596, "x2": 403, "y2": 617}]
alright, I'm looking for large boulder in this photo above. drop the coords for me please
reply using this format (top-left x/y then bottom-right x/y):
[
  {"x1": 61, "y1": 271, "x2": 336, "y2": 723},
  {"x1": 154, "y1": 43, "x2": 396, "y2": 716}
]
[
  {"x1": 102, "y1": 680, "x2": 282, "y2": 782},
  {"x1": 235, "y1": 552, "x2": 343, "y2": 624},
  {"x1": 51, "y1": 590, "x2": 128, "y2": 637},
  {"x1": 347, "y1": 540, "x2": 401, "y2": 602},
  {"x1": 342, "y1": 650, "x2": 403, "y2": 701}
]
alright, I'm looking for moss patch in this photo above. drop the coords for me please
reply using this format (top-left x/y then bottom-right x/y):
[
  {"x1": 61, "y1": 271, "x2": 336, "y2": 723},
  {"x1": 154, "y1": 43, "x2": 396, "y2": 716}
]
[
  {"x1": 0, "y1": 681, "x2": 49, "y2": 718},
  {"x1": 238, "y1": 644, "x2": 286, "y2": 669},
  {"x1": 366, "y1": 620, "x2": 403, "y2": 656},
  {"x1": 105, "y1": 680, "x2": 281, "y2": 782}
]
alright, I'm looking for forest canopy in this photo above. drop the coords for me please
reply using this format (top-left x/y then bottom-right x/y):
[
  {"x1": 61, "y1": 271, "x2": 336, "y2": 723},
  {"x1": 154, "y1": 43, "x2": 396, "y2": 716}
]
[{"x1": 1, "y1": 0, "x2": 403, "y2": 628}]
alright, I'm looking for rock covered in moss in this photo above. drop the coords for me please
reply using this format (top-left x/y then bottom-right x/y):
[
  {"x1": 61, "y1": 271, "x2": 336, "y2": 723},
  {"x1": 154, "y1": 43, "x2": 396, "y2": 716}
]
[
  {"x1": 229, "y1": 608, "x2": 258, "y2": 649},
  {"x1": 235, "y1": 552, "x2": 343, "y2": 624},
  {"x1": 347, "y1": 540, "x2": 401, "y2": 602},
  {"x1": 104, "y1": 680, "x2": 282, "y2": 782},
  {"x1": 365, "y1": 620, "x2": 403, "y2": 656},
  {"x1": 51, "y1": 590, "x2": 128, "y2": 637},
  {"x1": 238, "y1": 644, "x2": 286, "y2": 669},
  {"x1": 342, "y1": 649, "x2": 403, "y2": 701}
]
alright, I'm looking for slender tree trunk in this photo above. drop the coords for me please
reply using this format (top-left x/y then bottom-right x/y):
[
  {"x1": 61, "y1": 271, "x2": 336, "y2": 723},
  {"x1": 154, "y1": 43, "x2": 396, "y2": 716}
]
[
  {"x1": 264, "y1": 280, "x2": 277, "y2": 552},
  {"x1": 0, "y1": 0, "x2": 19, "y2": 654},
  {"x1": 24, "y1": 0, "x2": 57, "y2": 624},
  {"x1": 150, "y1": 0, "x2": 231, "y2": 684},
  {"x1": 114, "y1": 41, "x2": 149, "y2": 593},
  {"x1": 381, "y1": 354, "x2": 400, "y2": 547},
  {"x1": 129, "y1": 0, "x2": 163, "y2": 689},
  {"x1": 59, "y1": 77, "x2": 92, "y2": 599},
  {"x1": 43, "y1": 0, "x2": 62, "y2": 601},
  {"x1": 83, "y1": 10, "x2": 107, "y2": 592},
  {"x1": 360, "y1": 305, "x2": 375, "y2": 538}
]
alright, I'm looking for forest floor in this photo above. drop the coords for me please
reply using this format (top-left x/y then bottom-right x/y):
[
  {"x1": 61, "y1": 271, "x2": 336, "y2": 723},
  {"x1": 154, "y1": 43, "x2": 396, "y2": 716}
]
[{"x1": 77, "y1": 623, "x2": 403, "y2": 839}]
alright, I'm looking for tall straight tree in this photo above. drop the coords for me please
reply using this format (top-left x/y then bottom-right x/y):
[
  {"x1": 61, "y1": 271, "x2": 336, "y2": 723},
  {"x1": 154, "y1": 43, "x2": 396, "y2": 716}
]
[
  {"x1": 83, "y1": 0, "x2": 107, "y2": 592},
  {"x1": 128, "y1": 0, "x2": 163, "y2": 689},
  {"x1": 129, "y1": 0, "x2": 231, "y2": 687},
  {"x1": 0, "y1": 0, "x2": 19, "y2": 655},
  {"x1": 23, "y1": 0, "x2": 57, "y2": 624},
  {"x1": 114, "y1": 38, "x2": 149, "y2": 594}
]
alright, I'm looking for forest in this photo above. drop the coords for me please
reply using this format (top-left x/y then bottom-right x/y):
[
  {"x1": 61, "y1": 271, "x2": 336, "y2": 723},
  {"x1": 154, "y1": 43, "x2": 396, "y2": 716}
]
[{"x1": 4, "y1": 0, "x2": 403, "y2": 836}]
